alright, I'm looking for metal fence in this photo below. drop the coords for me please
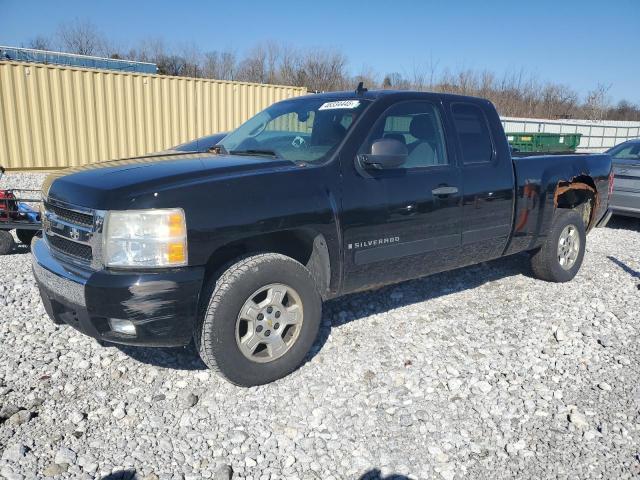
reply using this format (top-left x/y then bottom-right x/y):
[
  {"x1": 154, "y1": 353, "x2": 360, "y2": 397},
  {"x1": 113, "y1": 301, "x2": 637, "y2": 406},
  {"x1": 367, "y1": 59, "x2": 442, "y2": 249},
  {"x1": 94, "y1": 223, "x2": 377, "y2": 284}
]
[
  {"x1": 0, "y1": 61, "x2": 307, "y2": 170},
  {"x1": 501, "y1": 117, "x2": 640, "y2": 153},
  {"x1": 0, "y1": 46, "x2": 158, "y2": 74}
]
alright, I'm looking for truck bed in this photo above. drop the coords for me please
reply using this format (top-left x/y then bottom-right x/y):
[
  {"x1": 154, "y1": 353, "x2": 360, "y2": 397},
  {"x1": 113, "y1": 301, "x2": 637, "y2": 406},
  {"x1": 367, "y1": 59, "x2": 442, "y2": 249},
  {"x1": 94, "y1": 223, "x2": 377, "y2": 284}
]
[{"x1": 505, "y1": 153, "x2": 612, "y2": 255}]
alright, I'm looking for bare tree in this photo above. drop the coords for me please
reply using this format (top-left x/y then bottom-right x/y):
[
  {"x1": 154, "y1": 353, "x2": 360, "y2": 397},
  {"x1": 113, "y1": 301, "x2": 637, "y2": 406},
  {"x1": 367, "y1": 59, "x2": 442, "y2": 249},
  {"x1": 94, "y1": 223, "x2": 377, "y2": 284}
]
[
  {"x1": 382, "y1": 72, "x2": 410, "y2": 89},
  {"x1": 202, "y1": 50, "x2": 238, "y2": 81},
  {"x1": 219, "y1": 51, "x2": 238, "y2": 81},
  {"x1": 56, "y1": 19, "x2": 108, "y2": 56},
  {"x1": 279, "y1": 46, "x2": 305, "y2": 86},
  {"x1": 27, "y1": 36, "x2": 52, "y2": 51},
  {"x1": 179, "y1": 43, "x2": 202, "y2": 78},
  {"x1": 607, "y1": 100, "x2": 640, "y2": 121},
  {"x1": 156, "y1": 55, "x2": 188, "y2": 76},
  {"x1": 537, "y1": 83, "x2": 578, "y2": 119},
  {"x1": 265, "y1": 41, "x2": 280, "y2": 84},
  {"x1": 303, "y1": 49, "x2": 348, "y2": 92},
  {"x1": 583, "y1": 83, "x2": 612, "y2": 121},
  {"x1": 237, "y1": 45, "x2": 268, "y2": 83},
  {"x1": 351, "y1": 64, "x2": 378, "y2": 92},
  {"x1": 23, "y1": 25, "x2": 640, "y2": 121},
  {"x1": 128, "y1": 37, "x2": 167, "y2": 63},
  {"x1": 408, "y1": 64, "x2": 427, "y2": 91}
]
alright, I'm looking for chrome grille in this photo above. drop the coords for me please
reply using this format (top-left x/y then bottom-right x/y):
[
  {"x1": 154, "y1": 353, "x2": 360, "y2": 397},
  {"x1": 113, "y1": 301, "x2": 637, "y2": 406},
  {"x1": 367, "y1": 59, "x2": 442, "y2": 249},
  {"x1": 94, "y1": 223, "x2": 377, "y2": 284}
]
[
  {"x1": 44, "y1": 201, "x2": 93, "y2": 227},
  {"x1": 42, "y1": 198, "x2": 100, "y2": 267},
  {"x1": 46, "y1": 234, "x2": 92, "y2": 260}
]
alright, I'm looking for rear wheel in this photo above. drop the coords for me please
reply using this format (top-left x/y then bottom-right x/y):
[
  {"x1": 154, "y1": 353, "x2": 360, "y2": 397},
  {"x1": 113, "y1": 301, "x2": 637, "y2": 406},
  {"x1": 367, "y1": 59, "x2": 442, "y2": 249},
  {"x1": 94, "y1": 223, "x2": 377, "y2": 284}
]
[
  {"x1": 530, "y1": 209, "x2": 586, "y2": 282},
  {"x1": 0, "y1": 230, "x2": 15, "y2": 255},
  {"x1": 195, "y1": 253, "x2": 322, "y2": 386}
]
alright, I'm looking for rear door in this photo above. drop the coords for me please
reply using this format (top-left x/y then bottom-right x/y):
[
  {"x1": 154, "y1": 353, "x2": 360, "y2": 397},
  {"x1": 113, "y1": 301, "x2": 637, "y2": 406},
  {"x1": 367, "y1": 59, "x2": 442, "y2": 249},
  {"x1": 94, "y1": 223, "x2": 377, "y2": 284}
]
[
  {"x1": 447, "y1": 101, "x2": 515, "y2": 263},
  {"x1": 340, "y1": 99, "x2": 463, "y2": 292}
]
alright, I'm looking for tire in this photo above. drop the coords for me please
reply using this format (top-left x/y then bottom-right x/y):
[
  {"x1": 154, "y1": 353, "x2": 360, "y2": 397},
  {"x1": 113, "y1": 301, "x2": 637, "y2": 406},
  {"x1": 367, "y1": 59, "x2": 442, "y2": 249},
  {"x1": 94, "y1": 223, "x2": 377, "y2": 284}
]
[
  {"x1": 530, "y1": 209, "x2": 586, "y2": 283},
  {"x1": 0, "y1": 230, "x2": 15, "y2": 255},
  {"x1": 195, "y1": 253, "x2": 322, "y2": 386},
  {"x1": 16, "y1": 229, "x2": 36, "y2": 246}
]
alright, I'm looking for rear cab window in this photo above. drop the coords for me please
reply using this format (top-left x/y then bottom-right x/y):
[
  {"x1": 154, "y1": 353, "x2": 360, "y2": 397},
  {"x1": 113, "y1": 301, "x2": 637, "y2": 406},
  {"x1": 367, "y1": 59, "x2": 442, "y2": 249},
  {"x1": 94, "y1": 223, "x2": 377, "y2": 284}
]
[{"x1": 451, "y1": 103, "x2": 494, "y2": 165}]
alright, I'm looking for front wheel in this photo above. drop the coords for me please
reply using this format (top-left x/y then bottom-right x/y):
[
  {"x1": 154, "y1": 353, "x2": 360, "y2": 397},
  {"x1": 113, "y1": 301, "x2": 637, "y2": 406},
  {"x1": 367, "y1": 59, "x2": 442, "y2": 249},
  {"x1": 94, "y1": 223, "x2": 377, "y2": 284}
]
[
  {"x1": 0, "y1": 230, "x2": 15, "y2": 255},
  {"x1": 530, "y1": 209, "x2": 586, "y2": 282},
  {"x1": 195, "y1": 253, "x2": 322, "y2": 386},
  {"x1": 16, "y1": 229, "x2": 37, "y2": 246}
]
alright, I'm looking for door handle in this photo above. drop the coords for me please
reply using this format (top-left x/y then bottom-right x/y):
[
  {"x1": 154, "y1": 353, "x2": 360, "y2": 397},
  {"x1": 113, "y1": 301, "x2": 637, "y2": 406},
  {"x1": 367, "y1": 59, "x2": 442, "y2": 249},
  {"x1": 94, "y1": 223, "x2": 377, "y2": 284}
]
[{"x1": 432, "y1": 186, "x2": 459, "y2": 196}]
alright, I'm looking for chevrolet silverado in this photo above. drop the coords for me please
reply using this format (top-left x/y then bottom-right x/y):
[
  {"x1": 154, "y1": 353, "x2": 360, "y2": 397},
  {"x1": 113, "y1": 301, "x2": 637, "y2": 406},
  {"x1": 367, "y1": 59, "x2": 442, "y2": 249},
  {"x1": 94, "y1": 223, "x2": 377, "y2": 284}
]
[{"x1": 32, "y1": 88, "x2": 613, "y2": 386}]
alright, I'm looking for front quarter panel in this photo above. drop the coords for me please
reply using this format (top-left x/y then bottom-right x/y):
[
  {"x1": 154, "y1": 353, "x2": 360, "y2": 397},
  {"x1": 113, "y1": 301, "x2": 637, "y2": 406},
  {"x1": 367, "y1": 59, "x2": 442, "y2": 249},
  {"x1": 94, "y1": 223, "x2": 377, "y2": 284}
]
[{"x1": 164, "y1": 161, "x2": 342, "y2": 291}]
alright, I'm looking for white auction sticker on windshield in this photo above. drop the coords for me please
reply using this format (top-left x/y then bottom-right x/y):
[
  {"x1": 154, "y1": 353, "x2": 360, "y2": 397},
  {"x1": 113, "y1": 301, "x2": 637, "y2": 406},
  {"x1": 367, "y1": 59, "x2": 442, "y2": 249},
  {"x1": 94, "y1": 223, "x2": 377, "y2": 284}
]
[{"x1": 319, "y1": 100, "x2": 361, "y2": 110}]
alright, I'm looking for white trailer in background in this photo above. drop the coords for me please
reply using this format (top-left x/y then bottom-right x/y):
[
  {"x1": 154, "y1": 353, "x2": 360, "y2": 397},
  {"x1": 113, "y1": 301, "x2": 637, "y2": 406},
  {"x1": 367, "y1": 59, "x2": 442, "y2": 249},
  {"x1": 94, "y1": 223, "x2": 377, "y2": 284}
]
[{"x1": 501, "y1": 117, "x2": 640, "y2": 153}]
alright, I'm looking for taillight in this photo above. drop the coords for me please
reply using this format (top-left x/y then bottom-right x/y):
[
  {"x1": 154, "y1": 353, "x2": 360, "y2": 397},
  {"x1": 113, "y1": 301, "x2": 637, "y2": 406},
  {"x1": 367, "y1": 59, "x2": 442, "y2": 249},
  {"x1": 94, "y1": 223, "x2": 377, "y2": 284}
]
[{"x1": 608, "y1": 171, "x2": 615, "y2": 197}]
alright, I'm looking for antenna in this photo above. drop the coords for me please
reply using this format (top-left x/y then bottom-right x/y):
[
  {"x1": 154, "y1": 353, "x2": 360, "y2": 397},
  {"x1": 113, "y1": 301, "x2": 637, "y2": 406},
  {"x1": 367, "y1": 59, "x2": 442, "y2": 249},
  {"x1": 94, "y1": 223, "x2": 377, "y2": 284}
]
[{"x1": 355, "y1": 82, "x2": 368, "y2": 95}]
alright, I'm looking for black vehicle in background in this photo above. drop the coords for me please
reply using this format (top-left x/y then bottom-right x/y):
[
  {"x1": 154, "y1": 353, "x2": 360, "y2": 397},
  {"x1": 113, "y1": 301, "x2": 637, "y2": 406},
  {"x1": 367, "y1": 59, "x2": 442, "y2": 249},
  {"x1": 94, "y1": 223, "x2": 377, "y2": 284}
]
[
  {"x1": 32, "y1": 89, "x2": 612, "y2": 386},
  {"x1": 606, "y1": 139, "x2": 640, "y2": 219}
]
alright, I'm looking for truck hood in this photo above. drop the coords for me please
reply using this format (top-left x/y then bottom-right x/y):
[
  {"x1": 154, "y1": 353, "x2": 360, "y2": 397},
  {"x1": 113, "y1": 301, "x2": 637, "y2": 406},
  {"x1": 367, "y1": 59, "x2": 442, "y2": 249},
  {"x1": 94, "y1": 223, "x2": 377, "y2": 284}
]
[{"x1": 43, "y1": 151, "x2": 292, "y2": 208}]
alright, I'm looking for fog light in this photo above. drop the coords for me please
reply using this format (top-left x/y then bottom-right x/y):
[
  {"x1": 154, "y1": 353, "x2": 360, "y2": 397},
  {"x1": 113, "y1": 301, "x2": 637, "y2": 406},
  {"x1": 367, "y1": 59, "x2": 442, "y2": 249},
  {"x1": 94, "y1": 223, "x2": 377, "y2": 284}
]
[{"x1": 109, "y1": 318, "x2": 136, "y2": 336}]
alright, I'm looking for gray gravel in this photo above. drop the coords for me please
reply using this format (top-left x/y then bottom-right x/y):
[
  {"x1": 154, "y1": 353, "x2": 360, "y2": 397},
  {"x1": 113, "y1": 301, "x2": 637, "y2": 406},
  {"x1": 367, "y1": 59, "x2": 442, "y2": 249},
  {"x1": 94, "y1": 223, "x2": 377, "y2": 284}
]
[{"x1": 1, "y1": 172, "x2": 639, "y2": 480}]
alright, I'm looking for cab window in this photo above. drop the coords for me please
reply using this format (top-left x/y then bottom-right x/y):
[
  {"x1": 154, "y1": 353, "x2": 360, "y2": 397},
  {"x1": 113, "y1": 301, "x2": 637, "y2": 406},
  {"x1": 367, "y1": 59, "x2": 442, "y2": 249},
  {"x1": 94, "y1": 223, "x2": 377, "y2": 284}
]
[
  {"x1": 451, "y1": 103, "x2": 494, "y2": 164},
  {"x1": 360, "y1": 101, "x2": 448, "y2": 168},
  {"x1": 610, "y1": 143, "x2": 640, "y2": 159}
]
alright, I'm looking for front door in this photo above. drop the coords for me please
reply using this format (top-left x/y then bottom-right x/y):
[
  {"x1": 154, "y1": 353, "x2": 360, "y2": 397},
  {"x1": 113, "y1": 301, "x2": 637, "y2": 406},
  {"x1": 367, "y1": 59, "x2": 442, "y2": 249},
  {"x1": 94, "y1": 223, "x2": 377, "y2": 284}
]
[{"x1": 340, "y1": 100, "x2": 463, "y2": 293}]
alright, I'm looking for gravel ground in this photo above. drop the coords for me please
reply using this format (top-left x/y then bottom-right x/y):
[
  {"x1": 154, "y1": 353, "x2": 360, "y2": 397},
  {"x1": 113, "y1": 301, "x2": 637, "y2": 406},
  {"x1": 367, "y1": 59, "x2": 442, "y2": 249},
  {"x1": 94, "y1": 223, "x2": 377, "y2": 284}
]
[{"x1": 1, "y1": 172, "x2": 639, "y2": 480}]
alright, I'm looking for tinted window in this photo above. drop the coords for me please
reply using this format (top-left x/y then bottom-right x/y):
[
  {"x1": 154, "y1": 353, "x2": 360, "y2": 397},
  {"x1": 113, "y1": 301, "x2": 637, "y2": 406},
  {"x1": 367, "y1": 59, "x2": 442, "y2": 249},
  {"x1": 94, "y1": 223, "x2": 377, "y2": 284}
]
[
  {"x1": 609, "y1": 143, "x2": 640, "y2": 160},
  {"x1": 360, "y1": 101, "x2": 448, "y2": 168},
  {"x1": 451, "y1": 103, "x2": 493, "y2": 164}
]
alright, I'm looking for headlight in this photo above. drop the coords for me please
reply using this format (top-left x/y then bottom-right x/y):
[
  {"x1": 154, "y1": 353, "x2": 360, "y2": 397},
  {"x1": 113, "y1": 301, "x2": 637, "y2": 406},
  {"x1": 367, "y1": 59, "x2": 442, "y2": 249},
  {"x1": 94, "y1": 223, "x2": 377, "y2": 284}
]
[{"x1": 103, "y1": 208, "x2": 187, "y2": 268}]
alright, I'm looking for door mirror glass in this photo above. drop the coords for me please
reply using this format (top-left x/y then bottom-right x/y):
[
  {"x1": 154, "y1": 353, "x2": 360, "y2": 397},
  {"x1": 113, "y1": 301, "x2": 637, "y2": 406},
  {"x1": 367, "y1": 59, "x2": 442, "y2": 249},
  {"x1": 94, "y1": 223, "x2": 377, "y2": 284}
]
[{"x1": 360, "y1": 138, "x2": 408, "y2": 169}]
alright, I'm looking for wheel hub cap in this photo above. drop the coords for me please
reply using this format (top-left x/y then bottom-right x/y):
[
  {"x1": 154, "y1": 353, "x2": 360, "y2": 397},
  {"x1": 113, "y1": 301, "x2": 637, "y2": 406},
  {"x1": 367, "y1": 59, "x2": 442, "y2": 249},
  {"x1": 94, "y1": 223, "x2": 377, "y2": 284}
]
[
  {"x1": 557, "y1": 225, "x2": 580, "y2": 270},
  {"x1": 235, "y1": 283, "x2": 304, "y2": 363}
]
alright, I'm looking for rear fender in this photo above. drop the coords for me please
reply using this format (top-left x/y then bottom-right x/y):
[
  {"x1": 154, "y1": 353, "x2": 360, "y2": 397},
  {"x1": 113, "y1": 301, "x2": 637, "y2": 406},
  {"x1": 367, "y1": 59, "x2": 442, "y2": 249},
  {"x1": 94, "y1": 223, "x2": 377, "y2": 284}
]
[{"x1": 554, "y1": 175, "x2": 598, "y2": 229}]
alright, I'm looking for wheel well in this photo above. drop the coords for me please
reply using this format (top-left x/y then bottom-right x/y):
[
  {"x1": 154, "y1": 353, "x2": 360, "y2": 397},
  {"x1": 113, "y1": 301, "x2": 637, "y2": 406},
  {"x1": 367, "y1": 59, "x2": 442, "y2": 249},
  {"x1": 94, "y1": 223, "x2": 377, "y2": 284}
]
[
  {"x1": 203, "y1": 229, "x2": 331, "y2": 298},
  {"x1": 554, "y1": 175, "x2": 598, "y2": 228}
]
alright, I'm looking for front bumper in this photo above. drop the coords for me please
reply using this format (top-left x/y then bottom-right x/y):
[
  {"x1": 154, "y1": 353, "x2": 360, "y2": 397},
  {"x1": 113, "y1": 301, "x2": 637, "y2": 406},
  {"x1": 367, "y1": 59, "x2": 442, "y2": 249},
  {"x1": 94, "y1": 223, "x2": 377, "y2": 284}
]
[{"x1": 32, "y1": 237, "x2": 205, "y2": 347}]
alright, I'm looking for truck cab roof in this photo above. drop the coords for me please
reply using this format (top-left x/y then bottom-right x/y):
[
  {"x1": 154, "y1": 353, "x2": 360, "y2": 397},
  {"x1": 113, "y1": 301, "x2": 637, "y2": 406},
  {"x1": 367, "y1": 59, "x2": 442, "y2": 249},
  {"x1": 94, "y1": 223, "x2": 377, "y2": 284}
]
[{"x1": 295, "y1": 88, "x2": 493, "y2": 106}]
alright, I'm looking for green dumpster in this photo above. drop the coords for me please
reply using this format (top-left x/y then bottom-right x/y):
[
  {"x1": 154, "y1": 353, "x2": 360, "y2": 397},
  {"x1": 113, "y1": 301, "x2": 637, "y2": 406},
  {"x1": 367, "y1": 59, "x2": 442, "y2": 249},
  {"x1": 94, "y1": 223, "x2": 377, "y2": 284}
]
[{"x1": 506, "y1": 132, "x2": 582, "y2": 153}]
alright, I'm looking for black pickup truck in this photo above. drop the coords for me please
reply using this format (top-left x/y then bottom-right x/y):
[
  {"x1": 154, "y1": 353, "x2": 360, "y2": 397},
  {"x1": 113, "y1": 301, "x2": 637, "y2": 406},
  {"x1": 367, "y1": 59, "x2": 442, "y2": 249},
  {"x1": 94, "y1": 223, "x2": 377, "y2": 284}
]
[{"x1": 32, "y1": 89, "x2": 612, "y2": 386}]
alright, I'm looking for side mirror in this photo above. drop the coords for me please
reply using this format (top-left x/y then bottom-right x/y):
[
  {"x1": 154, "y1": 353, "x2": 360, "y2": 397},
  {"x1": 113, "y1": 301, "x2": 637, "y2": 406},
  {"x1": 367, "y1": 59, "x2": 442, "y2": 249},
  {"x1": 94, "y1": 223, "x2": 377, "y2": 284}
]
[{"x1": 359, "y1": 138, "x2": 407, "y2": 169}]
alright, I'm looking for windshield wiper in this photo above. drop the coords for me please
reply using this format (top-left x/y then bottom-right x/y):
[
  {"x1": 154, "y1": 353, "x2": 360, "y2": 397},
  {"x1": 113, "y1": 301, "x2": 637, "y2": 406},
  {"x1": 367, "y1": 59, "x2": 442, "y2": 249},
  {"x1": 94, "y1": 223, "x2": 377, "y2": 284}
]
[
  {"x1": 209, "y1": 144, "x2": 229, "y2": 154},
  {"x1": 229, "y1": 149, "x2": 280, "y2": 158}
]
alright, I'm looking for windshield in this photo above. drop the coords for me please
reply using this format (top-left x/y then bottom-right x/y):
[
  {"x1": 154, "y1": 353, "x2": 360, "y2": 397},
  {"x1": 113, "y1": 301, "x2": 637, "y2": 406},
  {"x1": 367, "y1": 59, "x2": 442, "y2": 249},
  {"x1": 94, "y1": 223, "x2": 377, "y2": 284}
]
[
  {"x1": 218, "y1": 97, "x2": 370, "y2": 163},
  {"x1": 607, "y1": 142, "x2": 640, "y2": 160}
]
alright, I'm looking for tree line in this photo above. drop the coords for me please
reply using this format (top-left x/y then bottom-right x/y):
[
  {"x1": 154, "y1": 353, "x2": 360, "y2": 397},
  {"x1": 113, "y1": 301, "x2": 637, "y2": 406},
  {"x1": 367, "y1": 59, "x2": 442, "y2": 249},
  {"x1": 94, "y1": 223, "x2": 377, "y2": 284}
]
[{"x1": 25, "y1": 19, "x2": 640, "y2": 122}]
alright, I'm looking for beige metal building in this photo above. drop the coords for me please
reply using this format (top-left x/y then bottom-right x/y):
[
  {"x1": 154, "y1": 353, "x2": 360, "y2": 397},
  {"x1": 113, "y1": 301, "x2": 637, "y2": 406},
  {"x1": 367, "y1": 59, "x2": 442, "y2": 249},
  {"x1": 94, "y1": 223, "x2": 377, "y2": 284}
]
[{"x1": 0, "y1": 61, "x2": 306, "y2": 170}]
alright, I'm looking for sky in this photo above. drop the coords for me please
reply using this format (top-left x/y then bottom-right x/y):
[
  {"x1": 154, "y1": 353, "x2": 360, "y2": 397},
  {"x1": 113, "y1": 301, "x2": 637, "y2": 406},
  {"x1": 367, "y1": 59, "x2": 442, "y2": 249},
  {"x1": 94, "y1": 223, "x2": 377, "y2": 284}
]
[{"x1": 1, "y1": 0, "x2": 639, "y2": 103}]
